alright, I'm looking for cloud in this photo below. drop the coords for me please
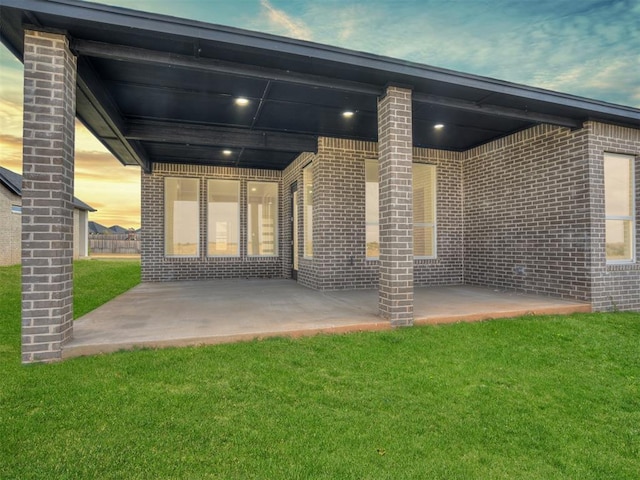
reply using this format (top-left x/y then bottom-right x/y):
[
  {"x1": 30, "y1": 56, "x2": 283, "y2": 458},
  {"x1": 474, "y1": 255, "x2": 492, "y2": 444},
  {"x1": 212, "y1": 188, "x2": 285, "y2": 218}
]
[
  {"x1": 534, "y1": 56, "x2": 640, "y2": 108},
  {"x1": 74, "y1": 144, "x2": 141, "y2": 228},
  {"x1": 87, "y1": 203, "x2": 141, "y2": 229},
  {"x1": 279, "y1": 0, "x2": 639, "y2": 107},
  {"x1": 0, "y1": 135, "x2": 22, "y2": 172},
  {"x1": 259, "y1": 0, "x2": 312, "y2": 40},
  {"x1": 0, "y1": 97, "x2": 23, "y2": 137},
  {"x1": 0, "y1": 131, "x2": 142, "y2": 229}
]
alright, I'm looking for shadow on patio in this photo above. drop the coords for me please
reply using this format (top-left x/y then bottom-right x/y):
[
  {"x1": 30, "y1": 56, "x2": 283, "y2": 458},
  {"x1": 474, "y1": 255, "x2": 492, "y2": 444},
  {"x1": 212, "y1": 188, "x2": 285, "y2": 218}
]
[{"x1": 63, "y1": 280, "x2": 591, "y2": 358}]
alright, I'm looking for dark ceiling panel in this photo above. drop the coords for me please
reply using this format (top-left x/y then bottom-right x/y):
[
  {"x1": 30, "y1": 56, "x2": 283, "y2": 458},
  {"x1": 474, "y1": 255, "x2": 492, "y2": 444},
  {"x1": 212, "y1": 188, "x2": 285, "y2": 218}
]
[
  {"x1": 113, "y1": 83, "x2": 258, "y2": 127},
  {"x1": 412, "y1": 117, "x2": 533, "y2": 150},
  {"x1": 413, "y1": 103, "x2": 534, "y2": 133},
  {"x1": 143, "y1": 142, "x2": 298, "y2": 170},
  {"x1": 144, "y1": 142, "x2": 228, "y2": 163},
  {"x1": 266, "y1": 82, "x2": 377, "y2": 112},
  {"x1": 255, "y1": 102, "x2": 378, "y2": 140},
  {"x1": 237, "y1": 149, "x2": 299, "y2": 169},
  {"x1": 90, "y1": 58, "x2": 269, "y2": 99}
]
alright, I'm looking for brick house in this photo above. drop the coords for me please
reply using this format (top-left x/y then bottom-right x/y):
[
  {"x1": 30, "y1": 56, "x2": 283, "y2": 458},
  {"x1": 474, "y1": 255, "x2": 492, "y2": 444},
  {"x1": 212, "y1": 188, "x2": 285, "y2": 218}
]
[
  {"x1": 0, "y1": 166, "x2": 94, "y2": 265},
  {"x1": 1, "y1": 0, "x2": 638, "y2": 363}
]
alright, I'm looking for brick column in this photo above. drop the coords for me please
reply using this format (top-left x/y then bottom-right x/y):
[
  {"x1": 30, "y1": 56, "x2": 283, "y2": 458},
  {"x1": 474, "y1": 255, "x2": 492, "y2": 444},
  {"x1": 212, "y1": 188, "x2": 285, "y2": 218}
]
[
  {"x1": 377, "y1": 85, "x2": 414, "y2": 326},
  {"x1": 21, "y1": 30, "x2": 77, "y2": 363}
]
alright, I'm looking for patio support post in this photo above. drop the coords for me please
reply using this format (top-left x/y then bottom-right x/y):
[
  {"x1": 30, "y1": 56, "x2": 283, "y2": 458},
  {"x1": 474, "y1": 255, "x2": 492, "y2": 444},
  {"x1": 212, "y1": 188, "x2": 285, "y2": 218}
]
[
  {"x1": 377, "y1": 85, "x2": 414, "y2": 326},
  {"x1": 21, "y1": 29, "x2": 77, "y2": 363}
]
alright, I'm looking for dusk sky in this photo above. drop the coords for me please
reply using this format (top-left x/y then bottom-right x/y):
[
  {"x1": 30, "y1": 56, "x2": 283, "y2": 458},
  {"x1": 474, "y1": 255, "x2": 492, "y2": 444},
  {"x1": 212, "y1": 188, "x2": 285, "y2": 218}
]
[{"x1": 1, "y1": 0, "x2": 639, "y2": 229}]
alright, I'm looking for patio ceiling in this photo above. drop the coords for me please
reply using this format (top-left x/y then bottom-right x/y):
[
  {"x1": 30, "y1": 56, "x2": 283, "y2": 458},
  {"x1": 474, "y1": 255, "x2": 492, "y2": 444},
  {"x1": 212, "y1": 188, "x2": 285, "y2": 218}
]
[{"x1": 2, "y1": 0, "x2": 640, "y2": 173}]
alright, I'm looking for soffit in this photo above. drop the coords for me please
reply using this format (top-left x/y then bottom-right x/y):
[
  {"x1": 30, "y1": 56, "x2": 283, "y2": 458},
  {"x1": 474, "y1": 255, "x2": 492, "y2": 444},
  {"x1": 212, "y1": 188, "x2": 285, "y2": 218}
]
[{"x1": 2, "y1": 0, "x2": 639, "y2": 172}]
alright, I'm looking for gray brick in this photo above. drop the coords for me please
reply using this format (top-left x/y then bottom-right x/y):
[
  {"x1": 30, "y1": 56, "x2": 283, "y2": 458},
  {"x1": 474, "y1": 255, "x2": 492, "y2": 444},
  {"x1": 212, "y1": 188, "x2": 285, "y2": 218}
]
[
  {"x1": 377, "y1": 86, "x2": 414, "y2": 325},
  {"x1": 21, "y1": 29, "x2": 77, "y2": 364}
]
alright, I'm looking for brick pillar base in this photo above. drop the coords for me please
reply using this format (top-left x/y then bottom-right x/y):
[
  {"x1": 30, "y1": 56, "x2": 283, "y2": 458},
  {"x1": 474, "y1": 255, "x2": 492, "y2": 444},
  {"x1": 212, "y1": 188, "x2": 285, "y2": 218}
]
[
  {"x1": 21, "y1": 30, "x2": 77, "y2": 363},
  {"x1": 377, "y1": 86, "x2": 414, "y2": 326}
]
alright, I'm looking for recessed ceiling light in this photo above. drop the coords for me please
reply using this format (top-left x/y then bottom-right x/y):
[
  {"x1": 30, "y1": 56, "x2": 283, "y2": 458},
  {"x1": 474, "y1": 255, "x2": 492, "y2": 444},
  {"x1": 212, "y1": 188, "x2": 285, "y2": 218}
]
[
  {"x1": 235, "y1": 97, "x2": 249, "y2": 106},
  {"x1": 342, "y1": 110, "x2": 355, "y2": 118},
  {"x1": 223, "y1": 149, "x2": 232, "y2": 155},
  {"x1": 434, "y1": 123, "x2": 445, "y2": 129}
]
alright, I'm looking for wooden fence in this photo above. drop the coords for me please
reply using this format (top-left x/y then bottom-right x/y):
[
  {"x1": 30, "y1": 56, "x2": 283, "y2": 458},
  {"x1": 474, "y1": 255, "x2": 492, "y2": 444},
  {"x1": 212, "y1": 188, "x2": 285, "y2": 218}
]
[{"x1": 89, "y1": 233, "x2": 141, "y2": 254}]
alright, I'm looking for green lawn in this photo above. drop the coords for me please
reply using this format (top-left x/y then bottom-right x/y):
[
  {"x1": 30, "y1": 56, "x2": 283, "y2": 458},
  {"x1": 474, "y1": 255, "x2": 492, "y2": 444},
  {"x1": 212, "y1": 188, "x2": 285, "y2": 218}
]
[{"x1": 1, "y1": 262, "x2": 639, "y2": 479}]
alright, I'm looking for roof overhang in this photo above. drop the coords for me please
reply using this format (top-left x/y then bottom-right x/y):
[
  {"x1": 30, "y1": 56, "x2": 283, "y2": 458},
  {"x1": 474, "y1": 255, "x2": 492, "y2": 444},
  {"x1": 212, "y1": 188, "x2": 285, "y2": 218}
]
[{"x1": 2, "y1": 0, "x2": 639, "y2": 172}]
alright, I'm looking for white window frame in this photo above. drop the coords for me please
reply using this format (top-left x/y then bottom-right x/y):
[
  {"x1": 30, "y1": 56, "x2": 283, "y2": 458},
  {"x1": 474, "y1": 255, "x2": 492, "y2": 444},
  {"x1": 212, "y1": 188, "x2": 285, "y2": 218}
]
[
  {"x1": 207, "y1": 179, "x2": 240, "y2": 257},
  {"x1": 303, "y1": 163, "x2": 313, "y2": 259},
  {"x1": 365, "y1": 161, "x2": 437, "y2": 259},
  {"x1": 365, "y1": 160, "x2": 379, "y2": 259},
  {"x1": 605, "y1": 153, "x2": 636, "y2": 264},
  {"x1": 247, "y1": 181, "x2": 279, "y2": 257},
  {"x1": 413, "y1": 163, "x2": 437, "y2": 259},
  {"x1": 164, "y1": 177, "x2": 200, "y2": 258}
]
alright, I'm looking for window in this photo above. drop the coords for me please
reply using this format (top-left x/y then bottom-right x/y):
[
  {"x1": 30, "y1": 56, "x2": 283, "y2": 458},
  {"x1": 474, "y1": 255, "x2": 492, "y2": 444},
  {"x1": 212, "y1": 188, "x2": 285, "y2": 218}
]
[
  {"x1": 605, "y1": 153, "x2": 635, "y2": 262},
  {"x1": 413, "y1": 163, "x2": 437, "y2": 258},
  {"x1": 303, "y1": 163, "x2": 313, "y2": 258},
  {"x1": 208, "y1": 179, "x2": 239, "y2": 256},
  {"x1": 365, "y1": 161, "x2": 437, "y2": 258},
  {"x1": 165, "y1": 177, "x2": 199, "y2": 257},
  {"x1": 365, "y1": 160, "x2": 379, "y2": 258},
  {"x1": 247, "y1": 182, "x2": 278, "y2": 256},
  {"x1": 11, "y1": 205, "x2": 21, "y2": 214}
]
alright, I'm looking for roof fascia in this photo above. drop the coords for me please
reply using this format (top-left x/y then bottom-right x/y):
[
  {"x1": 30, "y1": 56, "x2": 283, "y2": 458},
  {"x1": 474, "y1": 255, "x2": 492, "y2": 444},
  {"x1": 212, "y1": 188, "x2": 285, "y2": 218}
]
[{"x1": 0, "y1": 173, "x2": 21, "y2": 196}]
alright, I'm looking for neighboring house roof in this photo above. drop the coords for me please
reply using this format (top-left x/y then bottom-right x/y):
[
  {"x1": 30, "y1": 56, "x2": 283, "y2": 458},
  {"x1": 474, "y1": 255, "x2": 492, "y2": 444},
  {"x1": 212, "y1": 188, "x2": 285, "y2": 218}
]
[
  {"x1": 0, "y1": 166, "x2": 97, "y2": 212},
  {"x1": 1, "y1": 0, "x2": 639, "y2": 172},
  {"x1": 88, "y1": 221, "x2": 108, "y2": 234}
]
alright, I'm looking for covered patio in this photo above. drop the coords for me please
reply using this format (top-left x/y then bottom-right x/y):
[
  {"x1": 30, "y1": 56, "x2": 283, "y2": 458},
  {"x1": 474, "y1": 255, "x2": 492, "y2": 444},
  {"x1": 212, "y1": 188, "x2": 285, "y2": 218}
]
[
  {"x1": 63, "y1": 281, "x2": 590, "y2": 358},
  {"x1": 2, "y1": 1, "x2": 638, "y2": 364}
]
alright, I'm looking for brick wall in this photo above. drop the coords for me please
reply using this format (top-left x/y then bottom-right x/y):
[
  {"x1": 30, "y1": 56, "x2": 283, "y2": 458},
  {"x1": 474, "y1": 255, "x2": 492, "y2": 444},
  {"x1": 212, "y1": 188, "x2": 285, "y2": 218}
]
[
  {"x1": 413, "y1": 149, "x2": 464, "y2": 286},
  {"x1": 586, "y1": 122, "x2": 640, "y2": 311},
  {"x1": 282, "y1": 151, "x2": 319, "y2": 289},
  {"x1": 377, "y1": 85, "x2": 415, "y2": 324},
  {"x1": 0, "y1": 186, "x2": 21, "y2": 266},
  {"x1": 140, "y1": 122, "x2": 640, "y2": 313},
  {"x1": 281, "y1": 136, "x2": 465, "y2": 291},
  {"x1": 146, "y1": 138, "x2": 465, "y2": 291},
  {"x1": 463, "y1": 124, "x2": 593, "y2": 301},
  {"x1": 141, "y1": 163, "x2": 284, "y2": 281},
  {"x1": 313, "y1": 137, "x2": 379, "y2": 290},
  {"x1": 21, "y1": 30, "x2": 77, "y2": 363}
]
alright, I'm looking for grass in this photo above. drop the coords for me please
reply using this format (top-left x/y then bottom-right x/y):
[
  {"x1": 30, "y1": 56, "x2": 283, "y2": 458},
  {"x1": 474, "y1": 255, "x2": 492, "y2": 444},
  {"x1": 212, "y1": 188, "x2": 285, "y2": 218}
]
[
  {"x1": 1, "y1": 261, "x2": 639, "y2": 479},
  {"x1": 73, "y1": 259, "x2": 141, "y2": 318}
]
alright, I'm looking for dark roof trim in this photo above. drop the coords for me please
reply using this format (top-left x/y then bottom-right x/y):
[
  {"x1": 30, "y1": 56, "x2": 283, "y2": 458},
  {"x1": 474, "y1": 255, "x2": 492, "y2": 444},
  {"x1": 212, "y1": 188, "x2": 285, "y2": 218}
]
[
  {"x1": 76, "y1": 57, "x2": 150, "y2": 172},
  {"x1": 0, "y1": 166, "x2": 96, "y2": 211},
  {"x1": 4, "y1": 0, "x2": 639, "y2": 123},
  {"x1": 0, "y1": 166, "x2": 21, "y2": 196}
]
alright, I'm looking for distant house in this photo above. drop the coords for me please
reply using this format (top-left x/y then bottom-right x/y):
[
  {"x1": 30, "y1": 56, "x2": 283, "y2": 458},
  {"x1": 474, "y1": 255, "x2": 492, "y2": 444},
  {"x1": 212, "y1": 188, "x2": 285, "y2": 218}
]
[
  {"x1": 0, "y1": 166, "x2": 96, "y2": 265},
  {"x1": 108, "y1": 225, "x2": 129, "y2": 234},
  {"x1": 88, "y1": 221, "x2": 109, "y2": 235}
]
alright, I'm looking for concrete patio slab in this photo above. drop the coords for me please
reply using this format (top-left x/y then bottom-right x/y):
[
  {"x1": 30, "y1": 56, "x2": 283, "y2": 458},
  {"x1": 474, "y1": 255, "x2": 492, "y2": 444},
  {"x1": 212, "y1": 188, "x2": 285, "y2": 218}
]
[{"x1": 63, "y1": 280, "x2": 590, "y2": 358}]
